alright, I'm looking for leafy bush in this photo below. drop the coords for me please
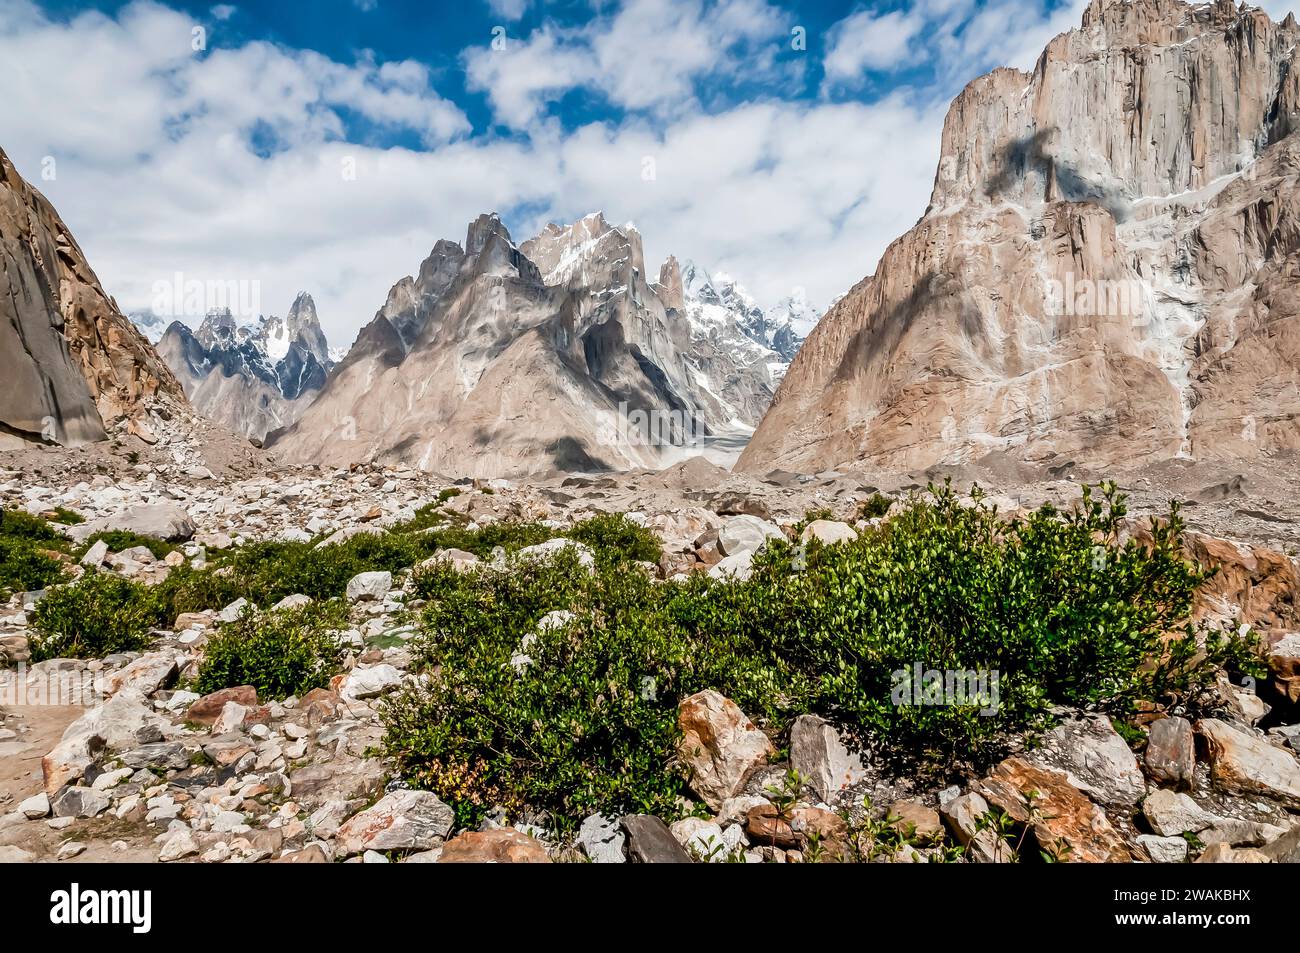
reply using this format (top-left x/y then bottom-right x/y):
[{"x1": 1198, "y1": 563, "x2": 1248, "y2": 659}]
[
  {"x1": 858, "y1": 494, "x2": 894, "y2": 520},
  {"x1": 78, "y1": 529, "x2": 175, "y2": 561},
  {"x1": 0, "y1": 508, "x2": 64, "y2": 543},
  {"x1": 48, "y1": 507, "x2": 84, "y2": 525},
  {"x1": 737, "y1": 482, "x2": 1259, "y2": 763},
  {"x1": 29, "y1": 572, "x2": 166, "y2": 660},
  {"x1": 0, "y1": 537, "x2": 66, "y2": 597},
  {"x1": 384, "y1": 550, "x2": 777, "y2": 829},
  {"x1": 383, "y1": 483, "x2": 1259, "y2": 826},
  {"x1": 0, "y1": 508, "x2": 70, "y2": 598},
  {"x1": 194, "y1": 601, "x2": 346, "y2": 700},
  {"x1": 566, "y1": 513, "x2": 662, "y2": 566}
]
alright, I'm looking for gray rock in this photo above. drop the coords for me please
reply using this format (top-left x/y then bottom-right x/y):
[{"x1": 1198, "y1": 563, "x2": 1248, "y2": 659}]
[
  {"x1": 215, "y1": 598, "x2": 251, "y2": 624},
  {"x1": 799, "y1": 520, "x2": 857, "y2": 546},
  {"x1": 790, "y1": 714, "x2": 866, "y2": 803},
  {"x1": 1142, "y1": 789, "x2": 1221, "y2": 837},
  {"x1": 1144, "y1": 716, "x2": 1195, "y2": 788},
  {"x1": 335, "y1": 790, "x2": 455, "y2": 856},
  {"x1": 577, "y1": 813, "x2": 626, "y2": 863},
  {"x1": 51, "y1": 786, "x2": 110, "y2": 818},
  {"x1": 1136, "y1": 834, "x2": 1189, "y2": 864},
  {"x1": 1027, "y1": 713, "x2": 1145, "y2": 807},
  {"x1": 79, "y1": 539, "x2": 109, "y2": 568},
  {"x1": 345, "y1": 571, "x2": 392, "y2": 602},
  {"x1": 18, "y1": 792, "x2": 49, "y2": 818},
  {"x1": 70, "y1": 503, "x2": 195, "y2": 543},
  {"x1": 119, "y1": 742, "x2": 190, "y2": 771},
  {"x1": 717, "y1": 515, "x2": 784, "y2": 557},
  {"x1": 707, "y1": 550, "x2": 754, "y2": 581},
  {"x1": 621, "y1": 815, "x2": 693, "y2": 863}
]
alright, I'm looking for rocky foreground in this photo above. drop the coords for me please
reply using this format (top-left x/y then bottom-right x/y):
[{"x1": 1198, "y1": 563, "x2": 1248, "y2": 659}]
[{"x1": 1, "y1": 444, "x2": 1299, "y2": 864}]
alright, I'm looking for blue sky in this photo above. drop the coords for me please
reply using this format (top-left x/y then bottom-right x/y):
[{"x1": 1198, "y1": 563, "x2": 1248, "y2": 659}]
[{"x1": 5, "y1": 0, "x2": 1294, "y2": 345}]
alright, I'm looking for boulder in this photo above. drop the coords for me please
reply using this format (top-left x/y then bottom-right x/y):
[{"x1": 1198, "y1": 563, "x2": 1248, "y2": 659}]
[
  {"x1": 42, "y1": 688, "x2": 168, "y2": 795},
  {"x1": 1197, "y1": 719, "x2": 1300, "y2": 808},
  {"x1": 1196, "y1": 843, "x2": 1272, "y2": 863},
  {"x1": 1136, "y1": 834, "x2": 1189, "y2": 864},
  {"x1": 577, "y1": 813, "x2": 626, "y2": 863},
  {"x1": 799, "y1": 520, "x2": 857, "y2": 546},
  {"x1": 416, "y1": 548, "x2": 480, "y2": 574},
  {"x1": 336, "y1": 790, "x2": 454, "y2": 856},
  {"x1": 70, "y1": 503, "x2": 195, "y2": 543},
  {"x1": 185, "y1": 686, "x2": 258, "y2": 726},
  {"x1": 345, "y1": 571, "x2": 392, "y2": 603},
  {"x1": 1142, "y1": 789, "x2": 1221, "y2": 837},
  {"x1": 1144, "y1": 716, "x2": 1195, "y2": 788},
  {"x1": 976, "y1": 758, "x2": 1131, "y2": 862},
  {"x1": 621, "y1": 815, "x2": 693, "y2": 863},
  {"x1": 1026, "y1": 713, "x2": 1145, "y2": 807},
  {"x1": 79, "y1": 539, "x2": 108, "y2": 568},
  {"x1": 789, "y1": 714, "x2": 866, "y2": 803},
  {"x1": 438, "y1": 828, "x2": 551, "y2": 863},
  {"x1": 103, "y1": 651, "x2": 177, "y2": 697},
  {"x1": 18, "y1": 792, "x2": 49, "y2": 818},
  {"x1": 215, "y1": 598, "x2": 250, "y2": 624},
  {"x1": 670, "y1": 817, "x2": 739, "y2": 860},
  {"x1": 889, "y1": 800, "x2": 943, "y2": 844},
  {"x1": 717, "y1": 515, "x2": 784, "y2": 557},
  {"x1": 516, "y1": 538, "x2": 595, "y2": 572},
  {"x1": 337, "y1": 664, "x2": 404, "y2": 701},
  {"x1": 676, "y1": 690, "x2": 774, "y2": 810},
  {"x1": 51, "y1": 786, "x2": 110, "y2": 818},
  {"x1": 707, "y1": 550, "x2": 754, "y2": 581}
]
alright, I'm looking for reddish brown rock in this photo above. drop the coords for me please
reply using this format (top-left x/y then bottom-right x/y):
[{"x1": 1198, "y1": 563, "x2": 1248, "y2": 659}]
[
  {"x1": 185, "y1": 686, "x2": 258, "y2": 726},
  {"x1": 744, "y1": 804, "x2": 799, "y2": 849},
  {"x1": 676, "y1": 690, "x2": 774, "y2": 810},
  {"x1": 438, "y1": 828, "x2": 551, "y2": 863},
  {"x1": 977, "y1": 758, "x2": 1131, "y2": 863}
]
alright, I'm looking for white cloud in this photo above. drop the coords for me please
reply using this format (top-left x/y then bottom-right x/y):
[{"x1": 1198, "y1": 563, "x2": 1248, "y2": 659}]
[
  {"x1": 823, "y1": 8, "x2": 928, "y2": 81},
  {"x1": 485, "y1": 0, "x2": 530, "y2": 20},
  {"x1": 353, "y1": 0, "x2": 379, "y2": 12},
  {"x1": 465, "y1": 0, "x2": 791, "y2": 127},
  {"x1": 210, "y1": 4, "x2": 236, "y2": 21},
  {"x1": 0, "y1": 0, "x2": 1113, "y2": 353}
]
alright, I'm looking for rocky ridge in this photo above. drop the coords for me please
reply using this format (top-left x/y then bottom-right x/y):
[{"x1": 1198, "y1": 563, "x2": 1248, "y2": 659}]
[
  {"x1": 742, "y1": 0, "x2": 1300, "y2": 475},
  {"x1": 0, "y1": 146, "x2": 186, "y2": 449},
  {"x1": 268, "y1": 212, "x2": 790, "y2": 476}
]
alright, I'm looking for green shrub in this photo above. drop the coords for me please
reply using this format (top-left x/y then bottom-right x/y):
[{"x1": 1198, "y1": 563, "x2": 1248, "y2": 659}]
[
  {"x1": 735, "y1": 482, "x2": 1260, "y2": 763},
  {"x1": 857, "y1": 494, "x2": 893, "y2": 520},
  {"x1": 0, "y1": 508, "x2": 64, "y2": 544},
  {"x1": 382, "y1": 482, "x2": 1260, "y2": 827},
  {"x1": 194, "y1": 601, "x2": 346, "y2": 699},
  {"x1": 49, "y1": 507, "x2": 84, "y2": 525},
  {"x1": 78, "y1": 529, "x2": 175, "y2": 561},
  {"x1": 566, "y1": 513, "x2": 662, "y2": 566},
  {"x1": 29, "y1": 572, "x2": 166, "y2": 660},
  {"x1": 0, "y1": 538, "x2": 66, "y2": 597},
  {"x1": 384, "y1": 550, "x2": 777, "y2": 830}
]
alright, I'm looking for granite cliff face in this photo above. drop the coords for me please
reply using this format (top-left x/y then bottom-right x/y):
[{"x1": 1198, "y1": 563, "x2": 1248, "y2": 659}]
[
  {"x1": 741, "y1": 0, "x2": 1300, "y2": 474},
  {"x1": 155, "y1": 293, "x2": 337, "y2": 443},
  {"x1": 0, "y1": 147, "x2": 183, "y2": 448},
  {"x1": 269, "y1": 213, "x2": 780, "y2": 476}
]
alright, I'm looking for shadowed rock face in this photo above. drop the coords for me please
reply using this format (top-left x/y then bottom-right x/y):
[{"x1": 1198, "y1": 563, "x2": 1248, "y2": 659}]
[
  {"x1": 0, "y1": 147, "x2": 183, "y2": 447},
  {"x1": 268, "y1": 212, "x2": 782, "y2": 477},
  {"x1": 740, "y1": 0, "x2": 1300, "y2": 475}
]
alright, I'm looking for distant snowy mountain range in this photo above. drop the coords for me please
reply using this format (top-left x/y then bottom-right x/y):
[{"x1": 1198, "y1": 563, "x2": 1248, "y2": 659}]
[{"x1": 132, "y1": 293, "x2": 345, "y2": 443}]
